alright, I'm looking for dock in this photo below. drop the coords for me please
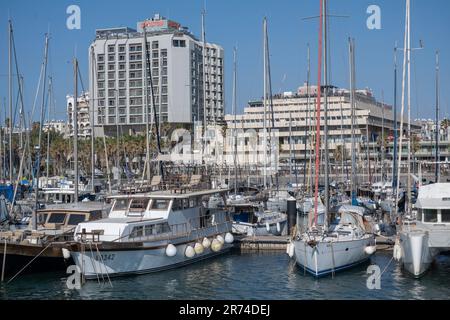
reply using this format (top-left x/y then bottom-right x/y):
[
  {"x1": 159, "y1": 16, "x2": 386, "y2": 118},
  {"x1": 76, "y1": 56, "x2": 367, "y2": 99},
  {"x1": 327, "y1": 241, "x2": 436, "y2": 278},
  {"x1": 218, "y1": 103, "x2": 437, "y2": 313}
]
[{"x1": 233, "y1": 234, "x2": 395, "y2": 252}]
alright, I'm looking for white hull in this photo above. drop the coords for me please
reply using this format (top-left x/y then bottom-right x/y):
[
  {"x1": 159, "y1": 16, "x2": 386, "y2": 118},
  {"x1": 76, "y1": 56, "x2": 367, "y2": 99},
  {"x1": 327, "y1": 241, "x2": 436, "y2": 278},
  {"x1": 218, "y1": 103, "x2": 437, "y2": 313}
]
[
  {"x1": 293, "y1": 236, "x2": 374, "y2": 277},
  {"x1": 400, "y1": 230, "x2": 439, "y2": 278},
  {"x1": 72, "y1": 241, "x2": 233, "y2": 279}
]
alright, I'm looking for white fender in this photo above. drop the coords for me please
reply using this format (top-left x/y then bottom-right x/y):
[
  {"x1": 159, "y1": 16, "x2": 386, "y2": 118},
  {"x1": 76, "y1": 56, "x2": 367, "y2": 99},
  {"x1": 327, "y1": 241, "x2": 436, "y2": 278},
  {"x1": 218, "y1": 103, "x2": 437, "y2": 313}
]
[
  {"x1": 185, "y1": 245, "x2": 195, "y2": 258},
  {"x1": 62, "y1": 248, "x2": 71, "y2": 260},
  {"x1": 225, "y1": 232, "x2": 234, "y2": 244},
  {"x1": 288, "y1": 242, "x2": 295, "y2": 258},
  {"x1": 211, "y1": 239, "x2": 223, "y2": 252},
  {"x1": 216, "y1": 235, "x2": 225, "y2": 245},
  {"x1": 166, "y1": 244, "x2": 177, "y2": 257},
  {"x1": 194, "y1": 242, "x2": 204, "y2": 255},
  {"x1": 266, "y1": 222, "x2": 270, "y2": 232},
  {"x1": 276, "y1": 222, "x2": 281, "y2": 233},
  {"x1": 364, "y1": 245, "x2": 377, "y2": 255},
  {"x1": 202, "y1": 237, "x2": 211, "y2": 249},
  {"x1": 393, "y1": 242, "x2": 402, "y2": 261}
]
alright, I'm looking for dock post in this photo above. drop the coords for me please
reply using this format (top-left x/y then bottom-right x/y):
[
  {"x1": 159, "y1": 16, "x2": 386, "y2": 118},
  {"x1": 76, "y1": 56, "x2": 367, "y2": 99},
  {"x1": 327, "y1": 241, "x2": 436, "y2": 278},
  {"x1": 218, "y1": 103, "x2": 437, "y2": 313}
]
[
  {"x1": 287, "y1": 197, "x2": 297, "y2": 235},
  {"x1": 1, "y1": 239, "x2": 6, "y2": 282}
]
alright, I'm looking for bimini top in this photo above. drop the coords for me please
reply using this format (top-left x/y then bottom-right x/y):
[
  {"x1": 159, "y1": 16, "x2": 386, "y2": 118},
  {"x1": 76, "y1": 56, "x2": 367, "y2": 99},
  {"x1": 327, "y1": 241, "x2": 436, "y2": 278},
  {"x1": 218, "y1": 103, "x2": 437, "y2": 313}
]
[
  {"x1": 108, "y1": 188, "x2": 229, "y2": 200},
  {"x1": 416, "y1": 183, "x2": 450, "y2": 209}
]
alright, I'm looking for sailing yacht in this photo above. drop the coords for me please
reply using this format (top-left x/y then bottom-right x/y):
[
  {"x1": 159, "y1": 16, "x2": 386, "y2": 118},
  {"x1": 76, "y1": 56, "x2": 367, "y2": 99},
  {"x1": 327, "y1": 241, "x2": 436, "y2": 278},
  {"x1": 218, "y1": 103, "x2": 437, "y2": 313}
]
[{"x1": 290, "y1": 3, "x2": 375, "y2": 276}]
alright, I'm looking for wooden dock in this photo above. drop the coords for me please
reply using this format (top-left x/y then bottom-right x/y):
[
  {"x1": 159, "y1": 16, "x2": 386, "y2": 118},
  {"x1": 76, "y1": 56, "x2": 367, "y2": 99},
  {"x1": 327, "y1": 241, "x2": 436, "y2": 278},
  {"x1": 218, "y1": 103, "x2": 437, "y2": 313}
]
[{"x1": 233, "y1": 234, "x2": 395, "y2": 252}]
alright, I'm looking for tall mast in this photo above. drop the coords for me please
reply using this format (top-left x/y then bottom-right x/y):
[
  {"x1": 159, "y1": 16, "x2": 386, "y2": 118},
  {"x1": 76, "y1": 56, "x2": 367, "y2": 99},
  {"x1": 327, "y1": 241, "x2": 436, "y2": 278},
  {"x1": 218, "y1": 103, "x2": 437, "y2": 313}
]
[
  {"x1": 392, "y1": 45, "x2": 398, "y2": 190},
  {"x1": 33, "y1": 34, "x2": 49, "y2": 230},
  {"x1": 406, "y1": 0, "x2": 412, "y2": 214},
  {"x1": 46, "y1": 77, "x2": 52, "y2": 185},
  {"x1": 323, "y1": 0, "x2": 330, "y2": 219},
  {"x1": 263, "y1": 17, "x2": 268, "y2": 189},
  {"x1": 232, "y1": 46, "x2": 238, "y2": 195},
  {"x1": 312, "y1": 0, "x2": 324, "y2": 227},
  {"x1": 201, "y1": 10, "x2": 207, "y2": 157},
  {"x1": 349, "y1": 38, "x2": 357, "y2": 205},
  {"x1": 8, "y1": 20, "x2": 13, "y2": 183},
  {"x1": 435, "y1": 51, "x2": 440, "y2": 182},
  {"x1": 395, "y1": 0, "x2": 409, "y2": 218},
  {"x1": 304, "y1": 44, "x2": 310, "y2": 189},
  {"x1": 90, "y1": 46, "x2": 96, "y2": 192},
  {"x1": 73, "y1": 58, "x2": 79, "y2": 203},
  {"x1": 143, "y1": 29, "x2": 151, "y2": 182},
  {"x1": 381, "y1": 91, "x2": 385, "y2": 183}
]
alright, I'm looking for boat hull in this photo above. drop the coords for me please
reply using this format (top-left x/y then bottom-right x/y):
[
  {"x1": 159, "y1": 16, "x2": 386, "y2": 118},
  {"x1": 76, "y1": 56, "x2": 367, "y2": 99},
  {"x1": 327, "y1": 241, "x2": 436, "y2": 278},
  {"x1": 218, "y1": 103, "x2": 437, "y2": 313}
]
[{"x1": 293, "y1": 236, "x2": 374, "y2": 277}]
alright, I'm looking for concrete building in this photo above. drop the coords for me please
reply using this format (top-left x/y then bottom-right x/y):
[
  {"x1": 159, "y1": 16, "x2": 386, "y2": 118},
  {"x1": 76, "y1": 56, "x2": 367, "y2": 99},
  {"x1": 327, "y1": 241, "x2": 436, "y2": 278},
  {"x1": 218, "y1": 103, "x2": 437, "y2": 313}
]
[
  {"x1": 43, "y1": 120, "x2": 68, "y2": 136},
  {"x1": 90, "y1": 13, "x2": 225, "y2": 137},
  {"x1": 224, "y1": 84, "x2": 421, "y2": 169},
  {"x1": 67, "y1": 93, "x2": 91, "y2": 139}
]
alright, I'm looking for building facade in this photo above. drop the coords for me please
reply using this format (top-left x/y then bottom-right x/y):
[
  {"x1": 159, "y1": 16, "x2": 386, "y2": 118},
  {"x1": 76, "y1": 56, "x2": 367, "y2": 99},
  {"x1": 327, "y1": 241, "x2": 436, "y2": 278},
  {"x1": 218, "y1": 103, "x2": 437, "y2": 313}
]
[
  {"x1": 67, "y1": 93, "x2": 91, "y2": 139},
  {"x1": 90, "y1": 14, "x2": 224, "y2": 137},
  {"x1": 224, "y1": 84, "x2": 421, "y2": 169}
]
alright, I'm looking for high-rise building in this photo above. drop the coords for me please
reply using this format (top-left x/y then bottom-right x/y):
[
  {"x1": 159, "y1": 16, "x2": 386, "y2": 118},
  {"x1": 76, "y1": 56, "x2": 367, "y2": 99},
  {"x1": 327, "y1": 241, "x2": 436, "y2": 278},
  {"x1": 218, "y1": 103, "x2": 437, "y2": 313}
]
[
  {"x1": 67, "y1": 93, "x2": 91, "y2": 139},
  {"x1": 90, "y1": 14, "x2": 225, "y2": 137}
]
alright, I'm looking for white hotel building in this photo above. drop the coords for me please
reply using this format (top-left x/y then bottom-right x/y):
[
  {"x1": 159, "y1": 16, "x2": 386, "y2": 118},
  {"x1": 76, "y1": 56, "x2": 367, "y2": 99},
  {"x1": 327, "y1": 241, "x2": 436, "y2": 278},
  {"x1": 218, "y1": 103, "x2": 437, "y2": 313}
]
[
  {"x1": 89, "y1": 14, "x2": 225, "y2": 137},
  {"x1": 224, "y1": 84, "x2": 421, "y2": 168}
]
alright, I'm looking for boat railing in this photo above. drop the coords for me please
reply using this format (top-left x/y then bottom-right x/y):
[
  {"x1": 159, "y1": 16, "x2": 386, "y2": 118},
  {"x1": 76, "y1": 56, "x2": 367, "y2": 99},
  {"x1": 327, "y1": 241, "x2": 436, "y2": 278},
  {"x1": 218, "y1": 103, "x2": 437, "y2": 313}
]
[{"x1": 104, "y1": 210, "x2": 232, "y2": 243}]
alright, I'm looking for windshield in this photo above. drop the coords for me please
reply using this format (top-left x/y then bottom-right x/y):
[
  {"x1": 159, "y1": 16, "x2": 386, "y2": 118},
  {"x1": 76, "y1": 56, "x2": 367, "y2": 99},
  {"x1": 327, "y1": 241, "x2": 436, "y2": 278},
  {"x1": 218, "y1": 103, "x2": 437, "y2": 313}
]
[
  {"x1": 113, "y1": 199, "x2": 130, "y2": 211},
  {"x1": 150, "y1": 199, "x2": 171, "y2": 210}
]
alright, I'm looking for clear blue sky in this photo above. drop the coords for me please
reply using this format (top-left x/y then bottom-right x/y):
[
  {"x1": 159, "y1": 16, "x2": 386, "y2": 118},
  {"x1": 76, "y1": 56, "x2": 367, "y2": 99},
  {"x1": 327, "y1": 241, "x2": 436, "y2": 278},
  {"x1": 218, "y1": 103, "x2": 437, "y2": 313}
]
[{"x1": 0, "y1": 0, "x2": 449, "y2": 124}]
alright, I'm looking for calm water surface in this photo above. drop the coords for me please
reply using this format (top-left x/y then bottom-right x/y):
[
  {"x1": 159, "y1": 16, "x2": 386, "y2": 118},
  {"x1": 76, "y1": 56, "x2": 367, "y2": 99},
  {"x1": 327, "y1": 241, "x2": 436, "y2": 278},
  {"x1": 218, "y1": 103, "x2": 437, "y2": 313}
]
[{"x1": 1, "y1": 250, "x2": 450, "y2": 300}]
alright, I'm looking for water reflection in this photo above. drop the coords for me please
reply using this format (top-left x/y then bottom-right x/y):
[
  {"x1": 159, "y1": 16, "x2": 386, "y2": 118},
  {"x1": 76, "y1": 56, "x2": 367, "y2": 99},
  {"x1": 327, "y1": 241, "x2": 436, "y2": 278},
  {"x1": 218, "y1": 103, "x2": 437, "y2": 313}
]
[{"x1": 2, "y1": 250, "x2": 450, "y2": 300}]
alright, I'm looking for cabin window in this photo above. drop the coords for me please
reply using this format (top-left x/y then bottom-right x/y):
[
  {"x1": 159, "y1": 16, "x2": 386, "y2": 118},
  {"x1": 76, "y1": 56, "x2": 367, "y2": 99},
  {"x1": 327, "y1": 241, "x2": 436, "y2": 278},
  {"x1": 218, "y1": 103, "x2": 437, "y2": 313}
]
[
  {"x1": 68, "y1": 214, "x2": 87, "y2": 226},
  {"x1": 423, "y1": 209, "x2": 438, "y2": 223},
  {"x1": 47, "y1": 213, "x2": 66, "y2": 224},
  {"x1": 130, "y1": 226, "x2": 144, "y2": 238},
  {"x1": 90, "y1": 211, "x2": 102, "y2": 221},
  {"x1": 171, "y1": 199, "x2": 181, "y2": 211},
  {"x1": 441, "y1": 209, "x2": 450, "y2": 223},
  {"x1": 182, "y1": 198, "x2": 190, "y2": 209},
  {"x1": 155, "y1": 223, "x2": 170, "y2": 234},
  {"x1": 144, "y1": 224, "x2": 155, "y2": 236},
  {"x1": 113, "y1": 199, "x2": 130, "y2": 211},
  {"x1": 129, "y1": 199, "x2": 150, "y2": 212},
  {"x1": 189, "y1": 197, "x2": 199, "y2": 208},
  {"x1": 151, "y1": 199, "x2": 170, "y2": 210}
]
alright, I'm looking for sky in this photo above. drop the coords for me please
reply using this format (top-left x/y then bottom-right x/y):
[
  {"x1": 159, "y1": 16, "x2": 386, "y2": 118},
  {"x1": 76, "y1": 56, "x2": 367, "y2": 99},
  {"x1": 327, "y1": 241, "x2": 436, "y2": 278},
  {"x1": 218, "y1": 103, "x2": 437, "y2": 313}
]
[{"x1": 0, "y1": 0, "x2": 449, "y2": 124}]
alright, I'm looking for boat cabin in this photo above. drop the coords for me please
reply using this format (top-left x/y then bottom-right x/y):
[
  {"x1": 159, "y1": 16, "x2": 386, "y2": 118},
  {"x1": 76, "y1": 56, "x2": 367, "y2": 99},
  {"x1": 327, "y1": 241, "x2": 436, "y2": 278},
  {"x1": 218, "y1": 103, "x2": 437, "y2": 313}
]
[
  {"x1": 415, "y1": 183, "x2": 450, "y2": 225},
  {"x1": 74, "y1": 189, "x2": 231, "y2": 243}
]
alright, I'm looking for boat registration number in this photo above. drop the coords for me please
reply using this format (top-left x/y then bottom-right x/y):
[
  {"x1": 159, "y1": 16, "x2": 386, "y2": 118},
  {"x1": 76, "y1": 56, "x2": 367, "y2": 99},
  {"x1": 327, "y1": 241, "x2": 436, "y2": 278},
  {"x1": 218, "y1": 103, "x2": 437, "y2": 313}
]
[{"x1": 94, "y1": 253, "x2": 116, "y2": 261}]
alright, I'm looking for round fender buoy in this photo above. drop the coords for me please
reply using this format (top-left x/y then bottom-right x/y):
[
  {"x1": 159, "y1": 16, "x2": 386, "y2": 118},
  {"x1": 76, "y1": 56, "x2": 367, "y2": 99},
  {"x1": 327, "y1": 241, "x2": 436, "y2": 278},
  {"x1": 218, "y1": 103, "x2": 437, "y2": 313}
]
[
  {"x1": 62, "y1": 248, "x2": 71, "y2": 260},
  {"x1": 225, "y1": 232, "x2": 234, "y2": 244},
  {"x1": 194, "y1": 242, "x2": 204, "y2": 255},
  {"x1": 276, "y1": 222, "x2": 281, "y2": 233},
  {"x1": 202, "y1": 237, "x2": 211, "y2": 249},
  {"x1": 364, "y1": 245, "x2": 376, "y2": 255},
  {"x1": 166, "y1": 244, "x2": 177, "y2": 257},
  {"x1": 288, "y1": 242, "x2": 295, "y2": 258},
  {"x1": 211, "y1": 239, "x2": 223, "y2": 252},
  {"x1": 216, "y1": 235, "x2": 225, "y2": 245},
  {"x1": 266, "y1": 222, "x2": 270, "y2": 232},
  {"x1": 185, "y1": 245, "x2": 195, "y2": 258}
]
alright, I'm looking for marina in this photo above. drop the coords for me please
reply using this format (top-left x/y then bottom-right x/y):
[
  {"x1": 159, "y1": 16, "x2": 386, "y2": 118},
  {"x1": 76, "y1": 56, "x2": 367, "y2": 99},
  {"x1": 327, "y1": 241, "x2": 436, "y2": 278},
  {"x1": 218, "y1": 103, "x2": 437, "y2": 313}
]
[{"x1": 0, "y1": 0, "x2": 450, "y2": 303}]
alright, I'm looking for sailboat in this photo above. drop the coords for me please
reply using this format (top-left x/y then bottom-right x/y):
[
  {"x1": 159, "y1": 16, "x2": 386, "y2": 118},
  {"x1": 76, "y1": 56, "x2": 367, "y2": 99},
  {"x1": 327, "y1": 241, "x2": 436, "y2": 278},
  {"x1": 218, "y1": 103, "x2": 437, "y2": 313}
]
[{"x1": 289, "y1": 0, "x2": 375, "y2": 277}]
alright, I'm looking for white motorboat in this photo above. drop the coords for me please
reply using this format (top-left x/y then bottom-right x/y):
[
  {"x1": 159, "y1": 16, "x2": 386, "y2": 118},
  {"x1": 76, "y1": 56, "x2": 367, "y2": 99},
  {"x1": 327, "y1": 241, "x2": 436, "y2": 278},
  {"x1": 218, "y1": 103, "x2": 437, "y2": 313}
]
[
  {"x1": 66, "y1": 189, "x2": 234, "y2": 279},
  {"x1": 398, "y1": 183, "x2": 450, "y2": 277}
]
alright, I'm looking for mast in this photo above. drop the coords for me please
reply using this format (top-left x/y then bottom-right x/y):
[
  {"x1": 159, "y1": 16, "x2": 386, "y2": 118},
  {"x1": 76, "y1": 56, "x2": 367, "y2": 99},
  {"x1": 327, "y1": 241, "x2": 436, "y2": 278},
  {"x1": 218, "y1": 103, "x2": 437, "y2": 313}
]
[
  {"x1": 73, "y1": 58, "x2": 79, "y2": 203},
  {"x1": 143, "y1": 29, "x2": 151, "y2": 182},
  {"x1": 90, "y1": 47, "x2": 96, "y2": 192},
  {"x1": 312, "y1": 0, "x2": 324, "y2": 227},
  {"x1": 381, "y1": 91, "x2": 385, "y2": 183},
  {"x1": 232, "y1": 46, "x2": 238, "y2": 195},
  {"x1": 349, "y1": 38, "x2": 357, "y2": 205},
  {"x1": 392, "y1": 45, "x2": 398, "y2": 190},
  {"x1": 435, "y1": 51, "x2": 440, "y2": 182},
  {"x1": 201, "y1": 9, "x2": 207, "y2": 169},
  {"x1": 323, "y1": 0, "x2": 330, "y2": 220},
  {"x1": 33, "y1": 33, "x2": 49, "y2": 230},
  {"x1": 394, "y1": 0, "x2": 409, "y2": 218},
  {"x1": 8, "y1": 20, "x2": 13, "y2": 183},
  {"x1": 304, "y1": 44, "x2": 310, "y2": 189},
  {"x1": 46, "y1": 77, "x2": 52, "y2": 185},
  {"x1": 263, "y1": 17, "x2": 268, "y2": 189},
  {"x1": 406, "y1": 0, "x2": 412, "y2": 214}
]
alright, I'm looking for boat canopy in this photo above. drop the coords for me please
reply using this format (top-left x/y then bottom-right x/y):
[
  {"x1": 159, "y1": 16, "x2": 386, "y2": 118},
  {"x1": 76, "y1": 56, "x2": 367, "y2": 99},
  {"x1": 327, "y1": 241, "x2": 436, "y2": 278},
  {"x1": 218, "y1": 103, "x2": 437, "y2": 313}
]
[{"x1": 416, "y1": 183, "x2": 450, "y2": 209}]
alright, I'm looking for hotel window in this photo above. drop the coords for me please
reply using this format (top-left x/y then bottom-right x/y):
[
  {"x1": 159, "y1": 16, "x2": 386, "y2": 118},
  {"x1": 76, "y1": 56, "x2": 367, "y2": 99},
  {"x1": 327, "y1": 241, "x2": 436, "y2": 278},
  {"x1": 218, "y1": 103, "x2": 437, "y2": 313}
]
[
  {"x1": 152, "y1": 50, "x2": 159, "y2": 58},
  {"x1": 108, "y1": 54, "x2": 115, "y2": 62},
  {"x1": 119, "y1": 54, "x2": 126, "y2": 62},
  {"x1": 97, "y1": 54, "x2": 105, "y2": 62},
  {"x1": 98, "y1": 73, "x2": 105, "y2": 80},
  {"x1": 119, "y1": 80, "x2": 126, "y2": 88},
  {"x1": 108, "y1": 116, "x2": 116, "y2": 123},
  {"x1": 161, "y1": 49, "x2": 167, "y2": 57},
  {"x1": 98, "y1": 64, "x2": 105, "y2": 71},
  {"x1": 119, "y1": 45, "x2": 125, "y2": 53},
  {"x1": 119, "y1": 63, "x2": 126, "y2": 70},
  {"x1": 108, "y1": 45, "x2": 115, "y2": 53},
  {"x1": 119, "y1": 116, "x2": 126, "y2": 124},
  {"x1": 108, "y1": 72, "x2": 115, "y2": 80},
  {"x1": 108, "y1": 100, "x2": 115, "y2": 107},
  {"x1": 119, "y1": 71, "x2": 126, "y2": 79},
  {"x1": 98, "y1": 99, "x2": 105, "y2": 107},
  {"x1": 152, "y1": 41, "x2": 159, "y2": 49},
  {"x1": 97, "y1": 82, "x2": 105, "y2": 89},
  {"x1": 108, "y1": 80, "x2": 115, "y2": 88}
]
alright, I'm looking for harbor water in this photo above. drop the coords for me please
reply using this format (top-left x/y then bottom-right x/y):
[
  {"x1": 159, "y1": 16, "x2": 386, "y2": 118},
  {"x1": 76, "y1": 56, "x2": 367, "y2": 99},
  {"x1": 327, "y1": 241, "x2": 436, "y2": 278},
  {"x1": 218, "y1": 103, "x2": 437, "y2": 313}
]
[{"x1": 1, "y1": 250, "x2": 450, "y2": 300}]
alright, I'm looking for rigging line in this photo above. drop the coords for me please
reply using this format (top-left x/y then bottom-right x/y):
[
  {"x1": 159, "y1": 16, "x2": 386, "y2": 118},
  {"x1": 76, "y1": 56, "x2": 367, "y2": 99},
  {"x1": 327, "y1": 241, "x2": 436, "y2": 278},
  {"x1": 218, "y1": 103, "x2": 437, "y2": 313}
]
[{"x1": 77, "y1": 62, "x2": 86, "y2": 94}]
